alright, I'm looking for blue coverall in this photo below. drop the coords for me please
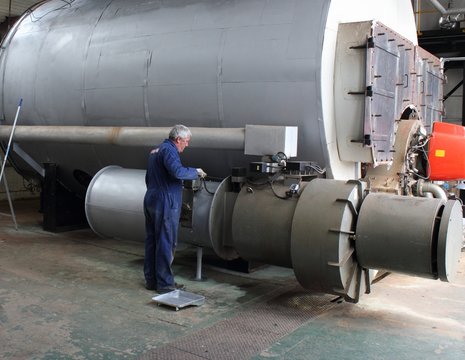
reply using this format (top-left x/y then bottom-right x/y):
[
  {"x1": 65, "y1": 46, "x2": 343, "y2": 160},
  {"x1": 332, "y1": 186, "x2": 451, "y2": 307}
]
[{"x1": 144, "y1": 139, "x2": 198, "y2": 290}]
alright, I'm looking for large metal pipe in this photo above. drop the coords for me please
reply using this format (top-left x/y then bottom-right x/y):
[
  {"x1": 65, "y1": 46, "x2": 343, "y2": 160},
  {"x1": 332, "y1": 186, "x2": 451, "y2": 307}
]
[
  {"x1": 0, "y1": 125, "x2": 245, "y2": 150},
  {"x1": 428, "y1": 0, "x2": 465, "y2": 15}
]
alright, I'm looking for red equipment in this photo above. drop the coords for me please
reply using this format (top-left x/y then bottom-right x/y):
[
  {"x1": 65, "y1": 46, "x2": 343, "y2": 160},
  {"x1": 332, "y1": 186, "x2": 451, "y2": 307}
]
[{"x1": 428, "y1": 122, "x2": 465, "y2": 181}]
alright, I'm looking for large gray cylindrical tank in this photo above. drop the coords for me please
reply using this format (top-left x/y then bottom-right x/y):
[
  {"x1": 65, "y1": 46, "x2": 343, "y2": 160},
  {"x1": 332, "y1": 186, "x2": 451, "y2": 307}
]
[{"x1": 0, "y1": 0, "x2": 417, "y2": 194}]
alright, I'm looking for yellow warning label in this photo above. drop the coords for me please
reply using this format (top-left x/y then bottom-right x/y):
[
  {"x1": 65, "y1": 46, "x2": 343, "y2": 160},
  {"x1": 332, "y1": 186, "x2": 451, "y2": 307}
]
[{"x1": 435, "y1": 149, "x2": 446, "y2": 157}]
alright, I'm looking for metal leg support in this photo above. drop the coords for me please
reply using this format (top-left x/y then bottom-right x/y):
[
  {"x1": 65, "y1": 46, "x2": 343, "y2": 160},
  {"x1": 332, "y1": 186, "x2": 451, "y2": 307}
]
[{"x1": 192, "y1": 247, "x2": 207, "y2": 281}]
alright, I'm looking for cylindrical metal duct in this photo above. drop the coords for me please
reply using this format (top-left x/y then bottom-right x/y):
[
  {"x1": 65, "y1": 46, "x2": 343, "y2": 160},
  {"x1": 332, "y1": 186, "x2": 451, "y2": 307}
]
[
  {"x1": 85, "y1": 166, "x2": 239, "y2": 260},
  {"x1": 85, "y1": 166, "x2": 146, "y2": 241},
  {"x1": 355, "y1": 193, "x2": 463, "y2": 281},
  {"x1": 0, "y1": 0, "x2": 417, "y2": 191},
  {"x1": 232, "y1": 184, "x2": 299, "y2": 268},
  {"x1": 436, "y1": 200, "x2": 463, "y2": 282}
]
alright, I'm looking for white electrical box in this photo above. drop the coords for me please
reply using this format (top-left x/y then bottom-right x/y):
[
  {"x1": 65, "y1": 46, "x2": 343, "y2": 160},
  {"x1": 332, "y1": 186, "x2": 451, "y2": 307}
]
[{"x1": 244, "y1": 125, "x2": 298, "y2": 158}]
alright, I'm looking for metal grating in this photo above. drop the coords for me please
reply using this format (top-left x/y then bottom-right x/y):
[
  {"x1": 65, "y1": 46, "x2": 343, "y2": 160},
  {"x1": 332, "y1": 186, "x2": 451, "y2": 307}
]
[{"x1": 139, "y1": 287, "x2": 337, "y2": 360}]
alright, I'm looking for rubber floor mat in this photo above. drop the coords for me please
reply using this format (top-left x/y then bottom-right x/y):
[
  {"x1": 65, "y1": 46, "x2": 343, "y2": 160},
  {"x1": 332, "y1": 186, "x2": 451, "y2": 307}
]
[{"x1": 139, "y1": 286, "x2": 338, "y2": 360}]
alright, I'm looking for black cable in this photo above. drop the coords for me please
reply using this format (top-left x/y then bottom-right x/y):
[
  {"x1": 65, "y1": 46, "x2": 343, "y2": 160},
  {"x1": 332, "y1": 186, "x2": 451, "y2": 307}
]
[
  {"x1": 406, "y1": 135, "x2": 431, "y2": 180},
  {"x1": 269, "y1": 180, "x2": 289, "y2": 200},
  {"x1": 202, "y1": 175, "x2": 223, "y2": 181},
  {"x1": 200, "y1": 178, "x2": 215, "y2": 195},
  {"x1": 247, "y1": 171, "x2": 290, "y2": 200}
]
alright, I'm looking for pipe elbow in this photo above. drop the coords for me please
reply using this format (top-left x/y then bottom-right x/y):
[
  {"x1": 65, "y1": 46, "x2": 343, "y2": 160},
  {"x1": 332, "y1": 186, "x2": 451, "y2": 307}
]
[{"x1": 417, "y1": 180, "x2": 448, "y2": 201}]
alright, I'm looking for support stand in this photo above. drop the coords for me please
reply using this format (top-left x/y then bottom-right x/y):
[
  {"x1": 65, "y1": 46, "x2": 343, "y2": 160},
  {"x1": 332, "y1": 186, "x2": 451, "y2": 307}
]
[
  {"x1": 42, "y1": 163, "x2": 88, "y2": 232},
  {"x1": 192, "y1": 247, "x2": 207, "y2": 281}
]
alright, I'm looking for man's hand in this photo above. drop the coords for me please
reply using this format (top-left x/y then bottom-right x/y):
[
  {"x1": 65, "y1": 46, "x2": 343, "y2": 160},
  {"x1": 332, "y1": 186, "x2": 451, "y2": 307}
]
[{"x1": 196, "y1": 168, "x2": 207, "y2": 178}]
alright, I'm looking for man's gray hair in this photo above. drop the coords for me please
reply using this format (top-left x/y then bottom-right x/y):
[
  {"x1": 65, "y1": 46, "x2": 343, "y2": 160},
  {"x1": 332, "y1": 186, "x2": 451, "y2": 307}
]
[{"x1": 169, "y1": 124, "x2": 192, "y2": 140}]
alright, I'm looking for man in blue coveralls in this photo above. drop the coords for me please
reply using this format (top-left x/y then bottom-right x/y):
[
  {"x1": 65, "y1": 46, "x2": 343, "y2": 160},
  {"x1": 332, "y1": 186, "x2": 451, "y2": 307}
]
[{"x1": 144, "y1": 125, "x2": 207, "y2": 293}]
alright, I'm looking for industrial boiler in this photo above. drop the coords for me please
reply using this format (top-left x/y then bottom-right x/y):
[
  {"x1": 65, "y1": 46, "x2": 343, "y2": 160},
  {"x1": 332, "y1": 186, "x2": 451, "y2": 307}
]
[{"x1": 0, "y1": 0, "x2": 463, "y2": 302}]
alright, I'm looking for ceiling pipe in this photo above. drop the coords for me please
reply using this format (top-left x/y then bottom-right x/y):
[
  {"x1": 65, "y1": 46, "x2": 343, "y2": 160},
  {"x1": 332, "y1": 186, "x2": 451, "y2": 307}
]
[
  {"x1": 428, "y1": 0, "x2": 465, "y2": 15},
  {"x1": 440, "y1": 56, "x2": 465, "y2": 71},
  {"x1": 442, "y1": 56, "x2": 465, "y2": 63}
]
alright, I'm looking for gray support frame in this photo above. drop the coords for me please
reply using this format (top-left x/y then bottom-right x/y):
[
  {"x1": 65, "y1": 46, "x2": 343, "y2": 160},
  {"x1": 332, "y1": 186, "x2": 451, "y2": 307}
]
[{"x1": 12, "y1": 143, "x2": 45, "y2": 177}]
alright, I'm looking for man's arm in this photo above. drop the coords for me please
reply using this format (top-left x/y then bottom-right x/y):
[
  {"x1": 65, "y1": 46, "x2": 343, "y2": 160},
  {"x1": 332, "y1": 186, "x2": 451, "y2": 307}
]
[{"x1": 163, "y1": 147, "x2": 198, "y2": 180}]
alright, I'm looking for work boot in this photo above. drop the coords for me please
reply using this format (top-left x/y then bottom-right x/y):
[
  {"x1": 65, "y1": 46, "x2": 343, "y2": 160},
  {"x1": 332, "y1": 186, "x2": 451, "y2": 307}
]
[
  {"x1": 174, "y1": 282, "x2": 185, "y2": 290},
  {"x1": 145, "y1": 282, "x2": 157, "y2": 291},
  {"x1": 157, "y1": 283, "x2": 185, "y2": 294}
]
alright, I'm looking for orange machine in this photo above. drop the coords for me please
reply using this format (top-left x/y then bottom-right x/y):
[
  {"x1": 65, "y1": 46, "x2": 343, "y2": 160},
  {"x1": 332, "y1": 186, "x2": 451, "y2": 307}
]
[{"x1": 428, "y1": 122, "x2": 465, "y2": 181}]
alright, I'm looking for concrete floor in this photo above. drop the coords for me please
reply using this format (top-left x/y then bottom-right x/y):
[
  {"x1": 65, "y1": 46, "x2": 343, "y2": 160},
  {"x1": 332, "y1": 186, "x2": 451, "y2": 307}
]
[{"x1": 1, "y1": 199, "x2": 465, "y2": 359}]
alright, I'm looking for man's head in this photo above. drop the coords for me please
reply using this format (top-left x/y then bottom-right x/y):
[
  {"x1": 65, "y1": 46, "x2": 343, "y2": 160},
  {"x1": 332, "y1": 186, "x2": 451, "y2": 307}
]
[{"x1": 169, "y1": 124, "x2": 192, "y2": 153}]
